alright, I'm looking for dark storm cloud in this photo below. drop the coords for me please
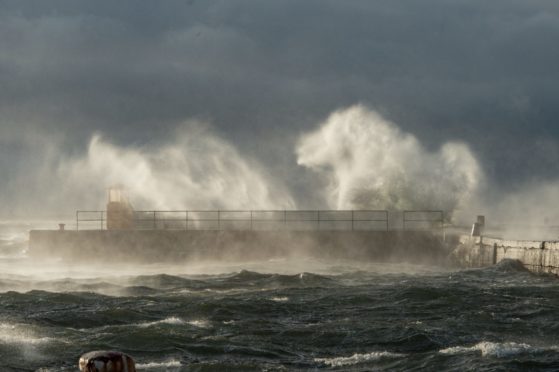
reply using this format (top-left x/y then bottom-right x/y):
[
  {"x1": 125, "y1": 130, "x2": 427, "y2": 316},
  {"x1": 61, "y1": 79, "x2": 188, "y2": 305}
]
[{"x1": 1, "y1": 0, "x2": 559, "y2": 215}]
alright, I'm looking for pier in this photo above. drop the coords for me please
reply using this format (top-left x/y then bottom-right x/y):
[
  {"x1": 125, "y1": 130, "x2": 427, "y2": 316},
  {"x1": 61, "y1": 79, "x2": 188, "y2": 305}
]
[{"x1": 29, "y1": 209, "x2": 449, "y2": 264}]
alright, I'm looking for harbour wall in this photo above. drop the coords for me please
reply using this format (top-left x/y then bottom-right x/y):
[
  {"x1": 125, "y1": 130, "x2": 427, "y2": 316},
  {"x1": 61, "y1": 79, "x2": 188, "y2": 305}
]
[
  {"x1": 449, "y1": 235, "x2": 559, "y2": 275},
  {"x1": 29, "y1": 230, "x2": 452, "y2": 264}
]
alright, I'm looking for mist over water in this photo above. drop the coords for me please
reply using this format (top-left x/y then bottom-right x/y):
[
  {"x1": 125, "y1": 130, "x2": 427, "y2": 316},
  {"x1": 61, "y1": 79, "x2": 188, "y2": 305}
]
[{"x1": 296, "y1": 106, "x2": 482, "y2": 220}]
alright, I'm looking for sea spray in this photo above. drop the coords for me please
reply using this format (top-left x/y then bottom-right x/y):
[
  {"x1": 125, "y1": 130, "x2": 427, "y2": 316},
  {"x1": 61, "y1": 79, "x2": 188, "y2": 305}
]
[
  {"x1": 58, "y1": 123, "x2": 295, "y2": 210},
  {"x1": 296, "y1": 105, "x2": 482, "y2": 220}
]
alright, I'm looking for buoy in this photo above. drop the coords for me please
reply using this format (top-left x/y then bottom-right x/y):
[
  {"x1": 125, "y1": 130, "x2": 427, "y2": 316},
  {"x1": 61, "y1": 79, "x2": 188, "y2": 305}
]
[{"x1": 79, "y1": 350, "x2": 136, "y2": 372}]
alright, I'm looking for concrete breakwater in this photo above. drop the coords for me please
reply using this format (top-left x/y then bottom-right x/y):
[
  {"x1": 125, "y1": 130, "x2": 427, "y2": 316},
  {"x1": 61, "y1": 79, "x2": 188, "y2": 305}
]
[
  {"x1": 29, "y1": 230, "x2": 450, "y2": 264},
  {"x1": 450, "y1": 235, "x2": 559, "y2": 275},
  {"x1": 30, "y1": 228, "x2": 559, "y2": 274}
]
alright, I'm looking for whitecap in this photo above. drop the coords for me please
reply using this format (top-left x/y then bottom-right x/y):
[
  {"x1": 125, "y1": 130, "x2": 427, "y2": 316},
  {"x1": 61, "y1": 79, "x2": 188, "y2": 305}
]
[
  {"x1": 136, "y1": 359, "x2": 182, "y2": 369},
  {"x1": 138, "y1": 317, "x2": 186, "y2": 327},
  {"x1": 271, "y1": 296, "x2": 289, "y2": 302},
  {"x1": 0, "y1": 322, "x2": 54, "y2": 345},
  {"x1": 440, "y1": 341, "x2": 538, "y2": 357},
  {"x1": 187, "y1": 319, "x2": 210, "y2": 328},
  {"x1": 315, "y1": 351, "x2": 404, "y2": 367}
]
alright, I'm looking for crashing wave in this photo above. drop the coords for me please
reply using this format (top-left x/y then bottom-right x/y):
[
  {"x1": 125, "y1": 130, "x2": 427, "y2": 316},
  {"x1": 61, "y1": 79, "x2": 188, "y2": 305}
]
[{"x1": 296, "y1": 105, "x2": 482, "y2": 219}]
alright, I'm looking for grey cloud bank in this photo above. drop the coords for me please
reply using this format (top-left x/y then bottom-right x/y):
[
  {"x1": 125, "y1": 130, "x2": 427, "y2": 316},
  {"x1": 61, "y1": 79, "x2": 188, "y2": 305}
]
[{"x1": 1, "y1": 0, "x2": 559, "y2": 218}]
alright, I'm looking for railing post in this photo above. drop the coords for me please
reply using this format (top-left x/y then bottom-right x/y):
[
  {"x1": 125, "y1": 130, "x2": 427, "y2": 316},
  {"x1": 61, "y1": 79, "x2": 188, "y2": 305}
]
[
  {"x1": 351, "y1": 210, "x2": 354, "y2": 231},
  {"x1": 218, "y1": 210, "x2": 221, "y2": 230},
  {"x1": 100, "y1": 211, "x2": 104, "y2": 230},
  {"x1": 317, "y1": 210, "x2": 320, "y2": 230},
  {"x1": 385, "y1": 210, "x2": 389, "y2": 231},
  {"x1": 284, "y1": 210, "x2": 287, "y2": 230},
  {"x1": 441, "y1": 211, "x2": 445, "y2": 242},
  {"x1": 153, "y1": 211, "x2": 156, "y2": 230},
  {"x1": 185, "y1": 211, "x2": 188, "y2": 231},
  {"x1": 76, "y1": 211, "x2": 79, "y2": 231}
]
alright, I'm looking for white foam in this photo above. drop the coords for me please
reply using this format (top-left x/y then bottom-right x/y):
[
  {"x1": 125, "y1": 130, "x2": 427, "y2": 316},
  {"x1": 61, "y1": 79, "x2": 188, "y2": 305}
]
[
  {"x1": 138, "y1": 317, "x2": 211, "y2": 329},
  {"x1": 136, "y1": 359, "x2": 182, "y2": 369},
  {"x1": 440, "y1": 341, "x2": 540, "y2": 357},
  {"x1": 139, "y1": 317, "x2": 186, "y2": 327},
  {"x1": 0, "y1": 322, "x2": 54, "y2": 345},
  {"x1": 270, "y1": 296, "x2": 289, "y2": 302},
  {"x1": 187, "y1": 319, "x2": 210, "y2": 328},
  {"x1": 315, "y1": 351, "x2": 403, "y2": 367}
]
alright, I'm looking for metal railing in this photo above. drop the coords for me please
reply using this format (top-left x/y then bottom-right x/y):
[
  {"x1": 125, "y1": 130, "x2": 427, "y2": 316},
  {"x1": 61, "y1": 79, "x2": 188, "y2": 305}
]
[
  {"x1": 403, "y1": 210, "x2": 445, "y2": 238},
  {"x1": 76, "y1": 210, "x2": 105, "y2": 231},
  {"x1": 76, "y1": 209, "x2": 447, "y2": 233},
  {"x1": 76, "y1": 210, "x2": 390, "y2": 231}
]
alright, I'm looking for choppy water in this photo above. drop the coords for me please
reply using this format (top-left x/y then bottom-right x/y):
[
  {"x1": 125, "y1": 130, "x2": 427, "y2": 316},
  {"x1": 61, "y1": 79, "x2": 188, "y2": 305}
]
[{"x1": 1, "y1": 222, "x2": 559, "y2": 371}]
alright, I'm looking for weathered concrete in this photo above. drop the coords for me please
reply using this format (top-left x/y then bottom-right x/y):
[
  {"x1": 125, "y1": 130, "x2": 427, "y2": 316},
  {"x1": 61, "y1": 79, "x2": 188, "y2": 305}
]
[
  {"x1": 29, "y1": 230, "x2": 453, "y2": 264},
  {"x1": 449, "y1": 235, "x2": 559, "y2": 275}
]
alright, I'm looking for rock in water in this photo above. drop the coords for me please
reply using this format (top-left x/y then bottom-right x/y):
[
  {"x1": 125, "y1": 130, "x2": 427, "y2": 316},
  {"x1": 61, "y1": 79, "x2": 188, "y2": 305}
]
[
  {"x1": 494, "y1": 258, "x2": 529, "y2": 273},
  {"x1": 79, "y1": 350, "x2": 136, "y2": 372}
]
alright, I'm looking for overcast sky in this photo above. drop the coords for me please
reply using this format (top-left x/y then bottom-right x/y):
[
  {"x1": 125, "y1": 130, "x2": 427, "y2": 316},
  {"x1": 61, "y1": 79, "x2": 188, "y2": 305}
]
[{"x1": 1, "y1": 1, "x2": 559, "y2": 217}]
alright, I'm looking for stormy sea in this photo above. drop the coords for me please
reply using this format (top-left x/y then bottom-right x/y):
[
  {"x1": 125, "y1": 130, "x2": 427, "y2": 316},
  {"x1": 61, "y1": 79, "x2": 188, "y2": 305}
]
[{"x1": 2, "y1": 222, "x2": 559, "y2": 371}]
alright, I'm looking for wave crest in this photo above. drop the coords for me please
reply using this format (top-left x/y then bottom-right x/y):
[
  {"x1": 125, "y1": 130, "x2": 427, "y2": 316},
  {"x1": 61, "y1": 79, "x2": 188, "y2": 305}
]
[
  {"x1": 440, "y1": 341, "x2": 542, "y2": 357},
  {"x1": 315, "y1": 351, "x2": 404, "y2": 367},
  {"x1": 136, "y1": 359, "x2": 182, "y2": 369}
]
